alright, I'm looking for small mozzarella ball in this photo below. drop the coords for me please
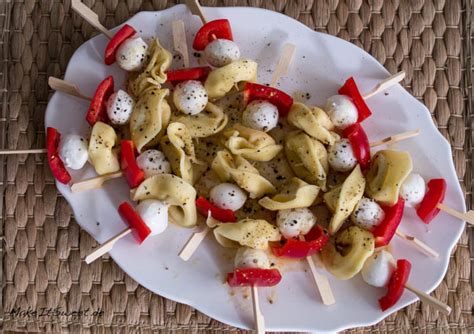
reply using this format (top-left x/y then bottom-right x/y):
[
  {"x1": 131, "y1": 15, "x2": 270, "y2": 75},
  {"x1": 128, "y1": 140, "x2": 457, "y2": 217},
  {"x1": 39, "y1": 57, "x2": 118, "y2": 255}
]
[
  {"x1": 351, "y1": 197, "x2": 385, "y2": 231},
  {"x1": 116, "y1": 36, "x2": 149, "y2": 72},
  {"x1": 204, "y1": 39, "x2": 241, "y2": 67},
  {"x1": 400, "y1": 173, "x2": 426, "y2": 207},
  {"x1": 234, "y1": 247, "x2": 270, "y2": 269},
  {"x1": 106, "y1": 89, "x2": 134, "y2": 125},
  {"x1": 276, "y1": 208, "x2": 316, "y2": 239},
  {"x1": 361, "y1": 250, "x2": 396, "y2": 288},
  {"x1": 242, "y1": 100, "x2": 279, "y2": 132},
  {"x1": 328, "y1": 138, "x2": 357, "y2": 172},
  {"x1": 210, "y1": 183, "x2": 247, "y2": 211},
  {"x1": 173, "y1": 80, "x2": 208, "y2": 115},
  {"x1": 137, "y1": 200, "x2": 168, "y2": 237},
  {"x1": 136, "y1": 150, "x2": 171, "y2": 178},
  {"x1": 325, "y1": 95, "x2": 358, "y2": 129},
  {"x1": 58, "y1": 134, "x2": 88, "y2": 170}
]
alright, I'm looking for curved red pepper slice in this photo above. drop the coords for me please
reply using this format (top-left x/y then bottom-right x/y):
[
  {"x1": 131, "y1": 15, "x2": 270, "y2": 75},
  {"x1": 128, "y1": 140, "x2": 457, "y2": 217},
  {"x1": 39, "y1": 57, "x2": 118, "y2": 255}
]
[
  {"x1": 243, "y1": 82, "x2": 294, "y2": 117},
  {"x1": 379, "y1": 259, "x2": 411, "y2": 311},
  {"x1": 338, "y1": 77, "x2": 372, "y2": 122},
  {"x1": 227, "y1": 268, "x2": 282, "y2": 287},
  {"x1": 416, "y1": 178, "x2": 447, "y2": 224},
  {"x1": 118, "y1": 202, "x2": 151, "y2": 244},
  {"x1": 195, "y1": 196, "x2": 237, "y2": 223},
  {"x1": 86, "y1": 76, "x2": 114, "y2": 126},
  {"x1": 373, "y1": 198, "x2": 405, "y2": 248},
  {"x1": 120, "y1": 140, "x2": 144, "y2": 189},
  {"x1": 46, "y1": 127, "x2": 71, "y2": 184},
  {"x1": 271, "y1": 225, "x2": 329, "y2": 258},
  {"x1": 192, "y1": 19, "x2": 233, "y2": 51},
  {"x1": 343, "y1": 123, "x2": 371, "y2": 169},
  {"x1": 104, "y1": 24, "x2": 137, "y2": 65},
  {"x1": 166, "y1": 66, "x2": 212, "y2": 85}
]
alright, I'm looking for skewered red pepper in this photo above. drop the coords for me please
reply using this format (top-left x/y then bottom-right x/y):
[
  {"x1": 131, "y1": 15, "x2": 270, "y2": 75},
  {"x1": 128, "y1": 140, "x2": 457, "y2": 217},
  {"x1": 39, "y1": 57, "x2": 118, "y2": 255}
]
[
  {"x1": 338, "y1": 77, "x2": 372, "y2": 122},
  {"x1": 86, "y1": 76, "x2": 114, "y2": 126},
  {"x1": 243, "y1": 82, "x2": 294, "y2": 117},
  {"x1": 192, "y1": 19, "x2": 233, "y2": 51},
  {"x1": 416, "y1": 178, "x2": 447, "y2": 224},
  {"x1": 343, "y1": 123, "x2": 371, "y2": 169},
  {"x1": 271, "y1": 225, "x2": 329, "y2": 258},
  {"x1": 373, "y1": 198, "x2": 405, "y2": 248},
  {"x1": 46, "y1": 127, "x2": 71, "y2": 184},
  {"x1": 166, "y1": 66, "x2": 212, "y2": 85},
  {"x1": 227, "y1": 268, "x2": 282, "y2": 287},
  {"x1": 195, "y1": 196, "x2": 237, "y2": 222},
  {"x1": 120, "y1": 140, "x2": 144, "y2": 188},
  {"x1": 104, "y1": 24, "x2": 137, "y2": 65},
  {"x1": 379, "y1": 259, "x2": 411, "y2": 311},
  {"x1": 118, "y1": 202, "x2": 151, "y2": 244}
]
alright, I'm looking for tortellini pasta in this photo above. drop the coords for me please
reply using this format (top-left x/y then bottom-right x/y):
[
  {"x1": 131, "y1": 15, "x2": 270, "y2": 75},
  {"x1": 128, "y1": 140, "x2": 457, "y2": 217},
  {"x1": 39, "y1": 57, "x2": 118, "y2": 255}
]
[
  {"x1": 88, "y1": 121, "x2": 120, "y2": 175},
  {"x1": 130, "y1": 87, "x2": 171, "y2": 152},
  {"x1": 132, "y1": 174, "x2": 197, "y2": 227},
  {"x1": 258, "y1": 177, "x2": 320, "y2": 211},
  {"x1": 365, "y1": 150, "x2": 413, "y2": 206},
  {"x1": 213, "y1": 219, "x2": 281, "y2": 249},
  {"x1": 223, "y1": 124, "x2": 282, "y2": 161},
  {"x1": 172, "y1": 102, "x2": 228, "y2": 138}
]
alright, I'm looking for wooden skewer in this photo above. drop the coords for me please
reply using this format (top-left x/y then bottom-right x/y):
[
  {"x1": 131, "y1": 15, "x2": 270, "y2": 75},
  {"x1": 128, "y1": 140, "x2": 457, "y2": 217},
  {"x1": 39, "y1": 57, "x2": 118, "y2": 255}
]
[
  {"x1": 71, "y1": 0, "x2": 114, "y2": 39},
  {"x1": 370, "y1": 129, "x2": 420, "y2": 148},
  {"x1": 85, "y1": 228, "x2": 131, "y2": 264},
  {"x1": 436, "y1": 203, "x2": 474, "y2": 225},
  {"x1": 70, "y1": 171, "x2": 123, "y2": 193},
  {"x1": 0, "y1": 148, "x2": 47, "y2": 155},
  {"x1": 185, "y1": 0, "x2": 207, "y2": 24},
  {"x1": 48, "y1": 77, "x2": 92, "y2": 101},
  {"x1": 179, "y1": 225, "x2": 211, "y2": 261},
  {"x1": 362, "y1": 71, "x2": 406, "y2": 99},
  {"x1": 172, "y1": 20, "x2": 190, "y2": 68},
  {"x1": 395, "y1": 230, "x2": 439, "y2": 258},
  {"x1": 404, "y1": 283, "x2": 451, "y2": 315},
  {"x1": 251, "y1": 286, "x2": 265, "y2": 334},
  {"x1": 270, "y1": 43, "x2": 296, "y2": 87}
]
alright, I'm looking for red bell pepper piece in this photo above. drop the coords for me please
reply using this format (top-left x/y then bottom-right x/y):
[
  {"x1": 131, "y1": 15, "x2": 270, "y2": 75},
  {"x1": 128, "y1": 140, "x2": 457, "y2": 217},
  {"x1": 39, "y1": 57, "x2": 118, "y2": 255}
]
[
  {"x1": 416, "y1": 179, "x2": 447, "y2": 224},
  {"x1": 118, "y1": 202, "x2": 151, "y2": 244},
  {"x1": 120, "y1": 140, "x2": 144, "y2": 188},
  {"x1": 192, "y1": 19, "x2": 233, "y2": 51},
  {"x1": 343, "y1": 123, "x2": 371, "y2": 169},
  {"x1": 379, "y1": 259, "x2": 411, "y2": 311},
  {"x1": 243, "y1": 82, "x2": 294, "y2": 117},
  {"x1": 271, "y1": 225, "x2": 329, "y2": 258},
  {"x1": 104, "y1": 24, "x2": 137, "y2": 65},
  {"x1": 166, "y1": 66, "x2": 212, "y2": 85},
  {"x1": 338, "y1": 77, "x2": 372, "y2": 122},
  {"x1": 46, "y1": 127, "x2": 72, "y2": 184},
  {"x1": 227, "y1": 268, "x2": 282, "y2": 287},
  {"x1": 195, "y1": 196, "x2": 237, "y2": 222},
  {"x1": 86, "y1": 76, "x2": 114, "y2": 126},
  {"x1": 373, "y1": 198, "x2": 405, "y2": 248}
]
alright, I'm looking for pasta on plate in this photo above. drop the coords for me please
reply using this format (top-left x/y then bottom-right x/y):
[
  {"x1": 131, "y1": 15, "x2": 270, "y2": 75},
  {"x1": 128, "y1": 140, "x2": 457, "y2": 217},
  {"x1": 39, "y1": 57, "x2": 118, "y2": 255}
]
[{"x1": 88, "y1": 121, "x2": 120, "y2": 175}]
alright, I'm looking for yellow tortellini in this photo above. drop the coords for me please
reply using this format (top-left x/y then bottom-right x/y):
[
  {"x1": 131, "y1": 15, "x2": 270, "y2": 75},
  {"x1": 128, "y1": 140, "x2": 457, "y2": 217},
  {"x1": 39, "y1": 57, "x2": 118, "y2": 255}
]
[
  {"x1": 213, "y1": 219, "x2": 281, "y2": 249},
  {"x1": 365, "y1": 150, "x2": 413, "y2": 206},
  {"x1": 205, "y1": 59, "x2": 257, "y2": 99},
  {"x1": 288, "y1": 102, "x2": 339, "y2": 145},
  {"x1": 223, "y1": 124, "x2": 283, "y2": 162},
  {"x1": 132, "y1": 174, "x2": 197, "y2": 227},
  {"x1": 258, "y1": 177, "x2": 320, "y2": 211},
  {"x1": 130, "y1": 87, "x2": 171, "y2": 152},
  {"x1": 211, "y1": 150, "x2": 276, "y2": 199},
  {"x1": 88, "y1": 121, "x2": 120, "y2": 175},
  {"x1": 172, "y1": 102, "x2": 228, "y2": 138}
]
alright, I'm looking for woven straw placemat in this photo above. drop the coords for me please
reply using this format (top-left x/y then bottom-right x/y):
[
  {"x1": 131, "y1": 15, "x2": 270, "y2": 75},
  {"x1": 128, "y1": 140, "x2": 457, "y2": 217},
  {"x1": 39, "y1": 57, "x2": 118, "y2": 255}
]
[{"x1": 1, "y1": 0, "x2": 472, "y2": 333}]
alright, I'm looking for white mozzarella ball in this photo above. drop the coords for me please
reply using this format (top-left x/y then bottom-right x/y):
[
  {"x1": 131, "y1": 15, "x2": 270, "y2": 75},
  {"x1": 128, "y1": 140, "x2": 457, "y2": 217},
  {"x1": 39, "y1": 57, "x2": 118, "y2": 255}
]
[
  {"x1": 58, "y1": 134, "x2": 89, "y2": 170},
  {"x1": 351, "y1": 197, "x2": 385, "y2": 231},
  {"x1": 400, "y1": 173, "x2": 426, "y2": 207},
  {"x1": 136, "y1": 150, "x2": 171, "y2": 178},
  {"x1": 276, "y1": 208, "x2": 316, "y2": 239},
  {"x1": 116, "y1": 36, "x2": 149, "y2": 72},
  {"x1": 234, "y1": 247, "x2": 270, "y2": 269},
  {"x1": 242, "y1": 100, "x2": 279, "y2": 132},
  {"x1": 137, "y1": 200, "x2": 169, "y2": 237},
  {"x1": 106, "y1": 89, "x2": 134, "y2": 125},
  {"x1": 328, "y1": 138, "x2": 357, "y2": 172},
  {"x1": 173, "y1": 80, "x2": 208, "y2": 115},
  {"x1": 361, "y1": 250, "x2": 396, "y2": 288},
  {"x1": 210, "y1": 183, "x2": 247, "y2": 212},
  {"x1": 325, "y1": 95, "x2": 358, "y2": 129},
  {"x1": 204, "y1": 39, "x2": 240, "y2": 67}
]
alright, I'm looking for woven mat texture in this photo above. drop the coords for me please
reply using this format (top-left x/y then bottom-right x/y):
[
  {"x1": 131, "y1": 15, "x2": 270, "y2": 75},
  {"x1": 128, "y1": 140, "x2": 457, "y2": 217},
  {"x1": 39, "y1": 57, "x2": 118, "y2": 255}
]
[{"x1": 1, "y1": 0, "x2": 472, "y2": 333}]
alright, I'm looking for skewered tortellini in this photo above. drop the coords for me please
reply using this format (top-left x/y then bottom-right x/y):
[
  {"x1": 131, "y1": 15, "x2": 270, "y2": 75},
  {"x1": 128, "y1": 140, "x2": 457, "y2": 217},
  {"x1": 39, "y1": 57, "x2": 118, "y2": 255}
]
[
  {"x1": 211, "y1": 150, "x2": 276, "y2": 199},
  {"x1": 130, "y1": 87, "x2": 171, "y2": 152},
  {"x1": 132, "y1": 174, "x2": 197, "y2": 227},
  {"x1": 213, "y1": 218, "x2": 281, "y2": 249},
  {"x1": 365, "y1": 150, "x2": 413, "y2": 206},
  {"x1": 223, "y1": 124, "x2": 283, "y2": 162},
  {"x1": 288, "y1": 102, "x2": 339, "y2": 145},
  {"x1": 173, "y1": 102, "x2": 228, "y2": 138},
  {"x1": 88, "y1": 121, "x2": 120, "y2": 175},
  {"x1": 205, "y1": 59, "x2": 258, "y2": 99},
  {"x1": 285, "y1": 131, "x2": 329, "y2": 189},
  {"x1": 258, "y1": 177, "x2": 320, "y2": 211}
]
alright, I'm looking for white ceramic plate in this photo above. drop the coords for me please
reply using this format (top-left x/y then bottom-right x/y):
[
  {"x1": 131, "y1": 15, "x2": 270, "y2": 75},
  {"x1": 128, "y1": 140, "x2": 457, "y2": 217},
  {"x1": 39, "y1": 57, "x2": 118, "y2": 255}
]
[{"x1": 45, "y1": 5, "x2": 465, "y2": 333}]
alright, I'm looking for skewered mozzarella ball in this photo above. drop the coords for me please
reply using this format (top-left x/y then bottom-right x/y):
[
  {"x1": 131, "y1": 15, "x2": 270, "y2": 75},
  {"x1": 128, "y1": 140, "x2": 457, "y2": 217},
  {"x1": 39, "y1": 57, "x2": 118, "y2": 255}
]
[
  {"x1": 276, "y1": 208, "x2": 316, "y2": 239},
  {"x1": 116, "y1": 36, "x2": 149, "y2": 72},
  {"x1": 173, "y1": 80, "x2": 208, "y2": 115},
  {"x1": 399, "y1": 173, "x2": 426, "y2": 207},
  {"x1": 106, "y1": 89, "x2": 134, "y2": 125},
  {"x1": 234, "y1": 247, "x2": 271, "y2": 269},
  {"x1": 136, "y1": 199, "x2": 169, "y2": 236},
  {"x1": 351, "y1": 197, "x2": 385, "y2": 231},
  {"x1": 204, "y1": 39, "x2": 241, "y2": 67},
  {"x1": 58, "y1": 134, "x2": 89, "y2": 170},
  {"x1": 210, "y1": 183, "x2": 248, "y2": 211},
  {"x1": 242, "y1": 100, "x2": 279, "y2": 132},
  {"x1": 325, "y1": 95, "x2": 358, "y2": 129},
  {"x1": 136, "y1": 150, "x2": 171, "y2": 178},
  {"x1": 361, "y1": 250, "x2": 396, "y2": 287},
  {"x1": 328, "y1": 138, "x2": 357, "y2": 172}
]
